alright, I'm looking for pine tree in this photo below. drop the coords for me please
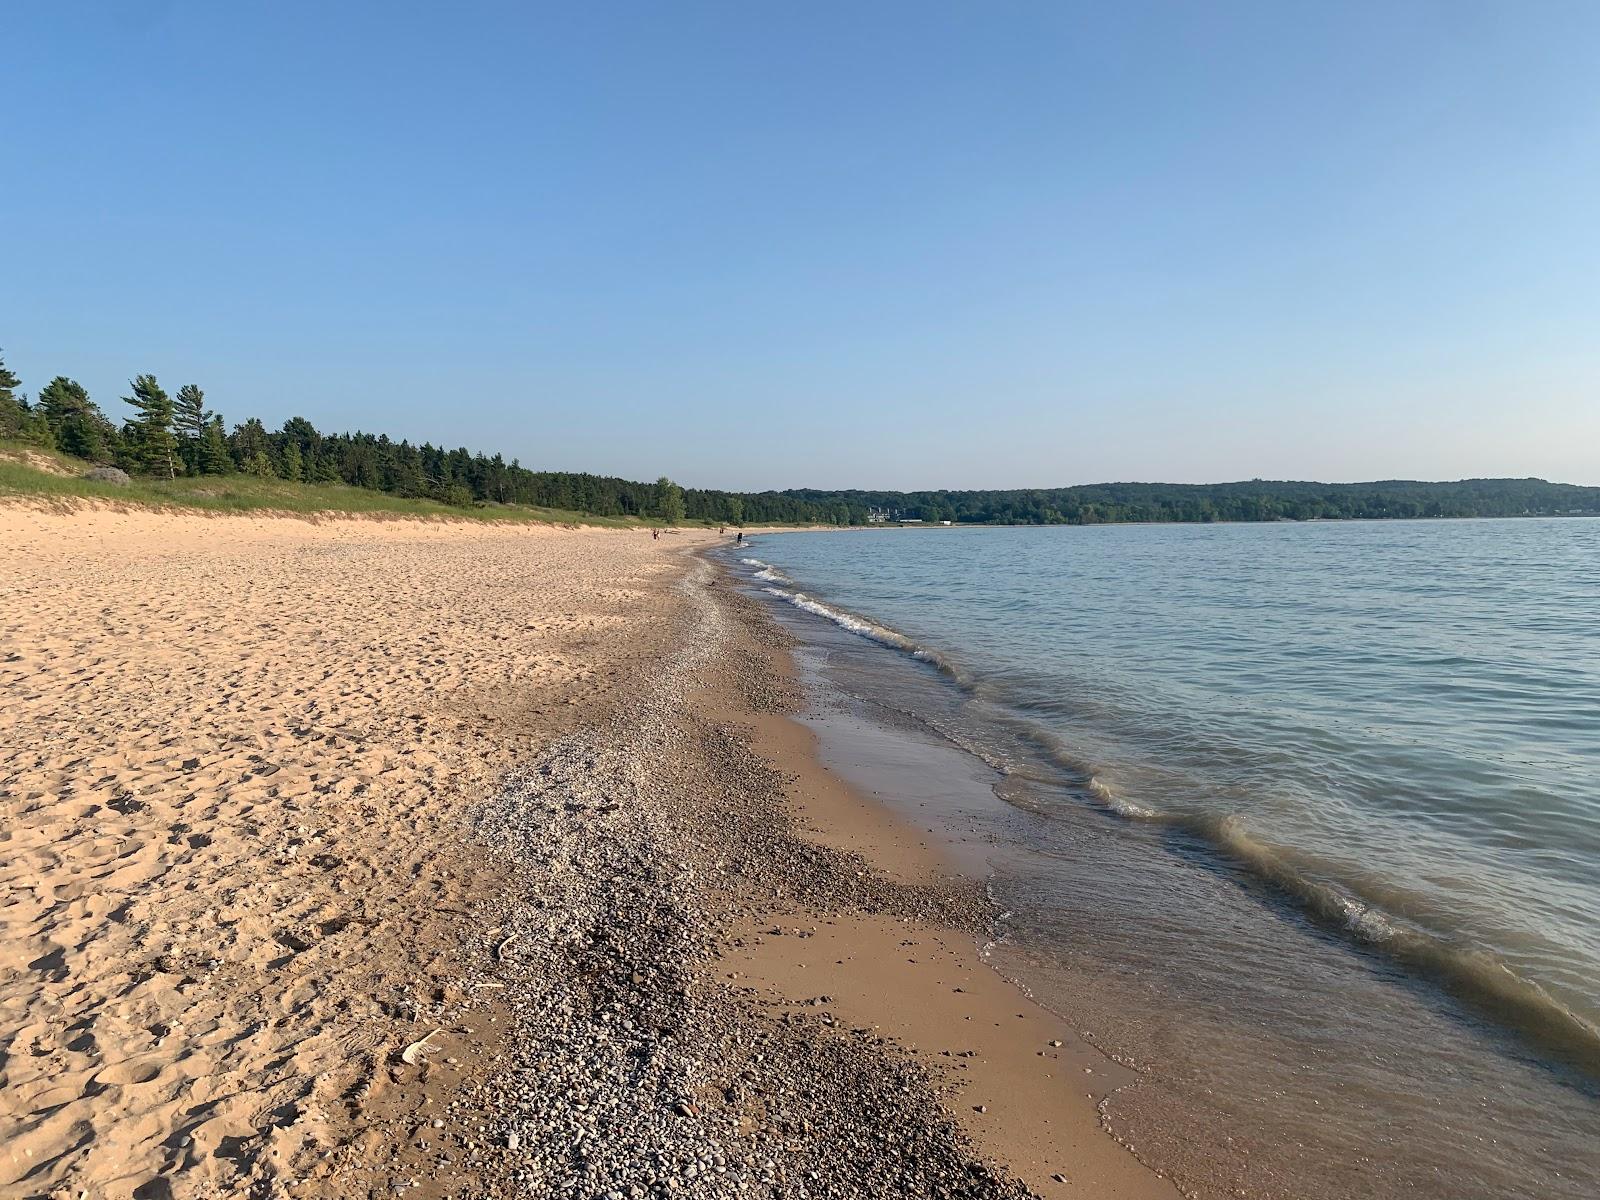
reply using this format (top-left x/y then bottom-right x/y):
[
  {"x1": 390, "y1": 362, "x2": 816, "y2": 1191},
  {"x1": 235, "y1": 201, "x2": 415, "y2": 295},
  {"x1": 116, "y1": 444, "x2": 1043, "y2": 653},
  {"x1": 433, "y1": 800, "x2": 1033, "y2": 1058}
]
[
  {"x1": 124, "y1": 374, "x2": 178, "y2": 478},
  {"x1": 248, "y1": 450, "x2": 275, "y2": 479},
  {"x1": 229, "y1": 417, "x2": 270, "y2": 472},
  {"x1": 280, "y1": 440, "x2": 304, "y2": 481},
  {"x1": 0, "y1": 351, "x2": 42, "y2": 442},
  {"x1": 38, "y1": 377, "x2": 117, "y2": 461},
  {"x1": 172, "y1": 384, "x2": 210, "y2": 472},
  {"x1": 173, "y1": 384, "x2": 208, "y2": 441},
  {"x1": 38, "y1": 376, "x2": 93, "y2": 429},
  {"x1": 199, "y1": 415, "x2": 231, "y2": 475}
]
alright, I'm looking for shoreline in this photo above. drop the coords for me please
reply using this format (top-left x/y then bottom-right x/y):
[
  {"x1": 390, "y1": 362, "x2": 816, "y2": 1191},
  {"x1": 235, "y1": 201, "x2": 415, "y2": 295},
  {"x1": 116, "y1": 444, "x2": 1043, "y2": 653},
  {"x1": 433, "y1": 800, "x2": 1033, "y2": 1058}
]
[
  {"x1": 1, "y1": 502, "x2": 1172, "y2": 1199},
  {"x1": 726, "y1": 524, "x2": 1600, "y2": 1200},
  {"x1": 694, "y1": 565, "x2": 1178, "y2": 1198}
]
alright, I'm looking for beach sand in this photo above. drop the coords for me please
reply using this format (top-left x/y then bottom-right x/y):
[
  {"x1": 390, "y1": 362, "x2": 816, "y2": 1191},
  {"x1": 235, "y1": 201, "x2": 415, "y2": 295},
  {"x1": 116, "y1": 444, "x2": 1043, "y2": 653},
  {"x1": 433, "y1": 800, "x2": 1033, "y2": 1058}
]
[{"x1": 1, "y1": 502, "x2": 1172, "y2": 1199}]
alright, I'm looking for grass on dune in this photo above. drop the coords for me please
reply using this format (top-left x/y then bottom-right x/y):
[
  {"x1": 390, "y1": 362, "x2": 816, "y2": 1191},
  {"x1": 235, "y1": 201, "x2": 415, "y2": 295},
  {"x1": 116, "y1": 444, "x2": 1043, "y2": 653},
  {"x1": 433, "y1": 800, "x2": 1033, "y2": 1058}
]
[{"x1": 0, "y1": 442, "x2": 693, "y2": 527}]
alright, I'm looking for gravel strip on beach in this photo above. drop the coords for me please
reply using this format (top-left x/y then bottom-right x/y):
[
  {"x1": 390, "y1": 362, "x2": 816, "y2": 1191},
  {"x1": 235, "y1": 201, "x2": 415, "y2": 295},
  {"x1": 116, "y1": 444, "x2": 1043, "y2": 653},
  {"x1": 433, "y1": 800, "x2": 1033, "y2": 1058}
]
[{"x1": 352, "y1": 555, "x2": 1032, "y2": 1199}]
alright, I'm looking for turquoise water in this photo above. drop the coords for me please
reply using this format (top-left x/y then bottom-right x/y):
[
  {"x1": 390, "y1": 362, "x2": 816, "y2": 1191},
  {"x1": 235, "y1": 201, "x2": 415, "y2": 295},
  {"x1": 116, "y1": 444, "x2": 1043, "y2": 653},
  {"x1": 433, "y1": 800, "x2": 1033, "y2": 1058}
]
[{"x1": 736, "y1": 519, "x2": 1600, "y2": 1200}]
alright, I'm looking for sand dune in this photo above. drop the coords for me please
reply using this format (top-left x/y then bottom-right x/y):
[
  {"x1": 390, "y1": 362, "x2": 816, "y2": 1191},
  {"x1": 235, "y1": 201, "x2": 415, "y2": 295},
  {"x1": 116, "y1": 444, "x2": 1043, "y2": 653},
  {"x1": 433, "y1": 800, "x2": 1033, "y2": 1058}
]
[{"x1": 0, "y1": 505, "x2": 705, "y2": 1197}]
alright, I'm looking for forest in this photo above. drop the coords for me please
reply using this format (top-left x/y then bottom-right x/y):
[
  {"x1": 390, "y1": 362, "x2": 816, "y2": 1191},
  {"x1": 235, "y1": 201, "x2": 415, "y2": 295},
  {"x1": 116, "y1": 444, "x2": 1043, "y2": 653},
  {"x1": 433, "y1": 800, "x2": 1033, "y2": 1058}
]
[{"x1": 3, "y1": 351, "x2": 1596, "y2": 525}]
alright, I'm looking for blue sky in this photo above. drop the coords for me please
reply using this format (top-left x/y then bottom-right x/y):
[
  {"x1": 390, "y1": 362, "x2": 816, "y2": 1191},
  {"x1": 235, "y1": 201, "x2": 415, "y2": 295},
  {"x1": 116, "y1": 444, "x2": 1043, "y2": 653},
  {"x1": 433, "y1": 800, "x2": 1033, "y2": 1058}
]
[{"x1": 5, "y1": 2, "x2": 1598, "y2": 489}]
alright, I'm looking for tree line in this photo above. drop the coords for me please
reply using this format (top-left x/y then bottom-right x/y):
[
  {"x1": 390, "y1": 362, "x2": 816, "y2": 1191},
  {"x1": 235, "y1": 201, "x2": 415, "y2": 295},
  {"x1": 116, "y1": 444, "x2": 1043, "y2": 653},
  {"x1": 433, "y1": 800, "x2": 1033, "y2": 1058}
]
[
  {"x1": 0, "y1": 352, "x2": 750, "y2": 520},
  {"x1": 780, "y1": 477, "x2": 1600, "y2": 524},
  {"x1": 3, "y1": 349, "x2": 1595, "y2": 525}
]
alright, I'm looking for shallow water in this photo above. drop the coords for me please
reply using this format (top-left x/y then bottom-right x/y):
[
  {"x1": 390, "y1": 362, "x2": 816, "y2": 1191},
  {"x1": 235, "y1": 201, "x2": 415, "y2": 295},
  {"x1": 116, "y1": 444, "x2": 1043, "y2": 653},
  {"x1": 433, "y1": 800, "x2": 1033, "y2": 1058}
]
[{"x1": 731, "y1": 519, "x2": 1600, "y2": 1200}]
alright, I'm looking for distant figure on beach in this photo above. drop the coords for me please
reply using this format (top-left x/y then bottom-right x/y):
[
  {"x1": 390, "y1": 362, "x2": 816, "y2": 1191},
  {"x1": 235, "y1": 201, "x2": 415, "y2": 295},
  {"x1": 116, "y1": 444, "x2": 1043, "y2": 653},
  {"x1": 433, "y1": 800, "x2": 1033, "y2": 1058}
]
[
  {"x1": 651, "y1": 528, "x2": 659, "y2": 540},
  {"x1": 735, "y1": 531, "x2": 744, "y2": 546}
]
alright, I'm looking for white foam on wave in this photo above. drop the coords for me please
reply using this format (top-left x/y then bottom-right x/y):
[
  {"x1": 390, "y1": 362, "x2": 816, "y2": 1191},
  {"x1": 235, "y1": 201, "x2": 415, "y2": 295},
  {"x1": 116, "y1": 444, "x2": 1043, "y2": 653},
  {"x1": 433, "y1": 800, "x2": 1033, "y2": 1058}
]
[
  {"x1": 739, "y1": 556, "x2": 792, "y2": 583},
  {"x1": 755, "y1": 579, "x2": 969, "y2": 685},
  {"x1": 1087, "y1": 775, "x2": 1158, "y2": 819},
  {"x1": 761, "y1": 586, "x2": 920, "y2": 652},
  {"x1": 1335, "y1": 894, "x2": 1398, "y2": 942}
]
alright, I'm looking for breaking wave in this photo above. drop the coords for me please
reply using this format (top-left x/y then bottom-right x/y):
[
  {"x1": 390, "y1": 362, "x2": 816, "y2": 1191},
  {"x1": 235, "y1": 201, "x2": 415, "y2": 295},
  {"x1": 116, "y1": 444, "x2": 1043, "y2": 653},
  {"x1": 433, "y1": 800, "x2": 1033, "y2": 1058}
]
[
  {"x1": 755, "y1": 584, "x2": 966, "y2": 680},
  {"x1": 1034, "y1": 739, "x2": 1600, "y2": 1069},
  {"x1": 761, "y1": 585, "x2": 916, "y2": 649},
  {"x1": 739, "y1": 557, "x2": 793, "y2": 584}
]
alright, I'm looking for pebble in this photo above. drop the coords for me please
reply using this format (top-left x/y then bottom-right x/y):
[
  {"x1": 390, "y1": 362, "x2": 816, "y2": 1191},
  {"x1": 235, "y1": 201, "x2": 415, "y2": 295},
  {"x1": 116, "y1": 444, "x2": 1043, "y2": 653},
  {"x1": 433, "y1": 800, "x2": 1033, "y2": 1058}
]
[{"x1": 452, "y1": 565, "x2": 1029, "y2": 1199}]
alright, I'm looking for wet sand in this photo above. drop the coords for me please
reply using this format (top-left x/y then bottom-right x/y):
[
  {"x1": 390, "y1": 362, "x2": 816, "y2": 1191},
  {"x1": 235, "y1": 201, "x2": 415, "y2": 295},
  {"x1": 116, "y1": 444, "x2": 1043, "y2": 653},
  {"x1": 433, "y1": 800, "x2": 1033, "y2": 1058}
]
[
  {"x1": 1, "y1": 502, "x2": 1171, "y2": 1199},
  {"x1": 699, "y1": 696, "x2": 1177, "y2": 1199}
]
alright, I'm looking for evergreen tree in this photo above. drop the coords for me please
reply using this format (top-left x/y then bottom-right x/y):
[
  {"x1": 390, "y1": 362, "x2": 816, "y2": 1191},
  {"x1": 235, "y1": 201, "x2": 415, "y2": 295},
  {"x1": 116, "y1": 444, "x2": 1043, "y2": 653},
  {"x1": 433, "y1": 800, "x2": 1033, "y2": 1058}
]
[
  {"x1": 0, "y1": 351, "x2": 48, "y2": 443},
  {"x1": 38, "y1": 376, "x2": 92, "y2": 429},
  {"x1": 174, "y1": 384, "x2": 208, "y2": 441},
  {"x1": 123, "y1": 375, "x2": 178, "y2": 477},
  {"x1": 280, "y1": 440, "x2": 304, "y2": 481},
  {"x1": 248, "y1": 450, "x2": 276, "y2": 479},
  {"x1": 229, "y1": 417, "x2": 271, "y2": 472},
  {"x1": 0, "y1": 352, "x2": 18, "y2": 406},
  {"x1": 173, "y1": 384, "x2": 210, "y2": 472},
  {"x1": 199, "y1": 415, "x2": 231, "y2": 474},
  {"x1": 38, "y1": 377, "x2": 117, "y2": 461},
  {"x1": 655, "y1": 476, "x2": 685, "y2": 524}
]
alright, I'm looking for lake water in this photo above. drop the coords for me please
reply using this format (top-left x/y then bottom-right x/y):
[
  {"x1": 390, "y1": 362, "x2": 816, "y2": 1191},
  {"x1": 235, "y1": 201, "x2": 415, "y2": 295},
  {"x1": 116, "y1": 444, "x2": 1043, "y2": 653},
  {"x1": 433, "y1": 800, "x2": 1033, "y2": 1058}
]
[{"x1": 730, "y1": 519, "x2": 1600, "y2": 1200}]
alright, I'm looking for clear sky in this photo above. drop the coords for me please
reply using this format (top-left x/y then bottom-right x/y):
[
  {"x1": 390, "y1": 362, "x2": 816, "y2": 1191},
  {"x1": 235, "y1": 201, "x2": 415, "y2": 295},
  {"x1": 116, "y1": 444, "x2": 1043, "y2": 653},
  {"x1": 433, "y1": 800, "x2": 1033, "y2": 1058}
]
[{"x1": 5, "y1": 2, "x2": 1599, "y2": 490}]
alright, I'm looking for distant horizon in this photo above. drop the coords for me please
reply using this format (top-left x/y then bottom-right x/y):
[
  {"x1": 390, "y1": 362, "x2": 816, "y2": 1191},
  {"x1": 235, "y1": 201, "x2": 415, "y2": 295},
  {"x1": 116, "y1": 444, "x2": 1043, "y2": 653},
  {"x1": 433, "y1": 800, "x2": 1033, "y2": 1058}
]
[
  {"x1": 756, "y1": 471, "x2": 1597, "y2": 495},
  {"x1": 7, "y1": 4, "x2": 1599, "y2": 490},
  {"x1": 7, "y1": 341, "x2": 1599, "y2": 493},
  {"x1": 6, "y1": 343, "x2": 1600, "y2": 493}
]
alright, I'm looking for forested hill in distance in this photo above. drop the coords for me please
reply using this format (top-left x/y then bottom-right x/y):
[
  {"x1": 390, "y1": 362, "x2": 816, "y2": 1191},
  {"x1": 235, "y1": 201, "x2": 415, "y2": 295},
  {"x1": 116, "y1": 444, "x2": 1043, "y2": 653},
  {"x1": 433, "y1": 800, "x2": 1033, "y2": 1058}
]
[
  {"x1": 776, "y1": 478, "x2": 1600, "y2": 525},
  {"x1": 2, "y1": 353, "x2": 1597, "y2": 525}
]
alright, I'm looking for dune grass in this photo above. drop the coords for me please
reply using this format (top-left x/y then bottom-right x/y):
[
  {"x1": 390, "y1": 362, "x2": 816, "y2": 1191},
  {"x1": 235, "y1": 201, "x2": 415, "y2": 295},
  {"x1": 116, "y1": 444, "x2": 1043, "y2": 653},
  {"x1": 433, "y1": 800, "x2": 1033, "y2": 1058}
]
[{"x1": 0, "y1": 441, "x2": 695, "y2": 527}]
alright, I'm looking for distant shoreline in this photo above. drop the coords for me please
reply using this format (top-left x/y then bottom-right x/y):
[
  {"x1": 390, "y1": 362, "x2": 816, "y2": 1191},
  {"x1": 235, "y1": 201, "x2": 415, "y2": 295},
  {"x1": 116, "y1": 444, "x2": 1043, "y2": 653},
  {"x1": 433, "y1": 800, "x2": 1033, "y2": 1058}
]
[{"x1": 756, "y1": 508, "x2": 1600, "y2": 531}]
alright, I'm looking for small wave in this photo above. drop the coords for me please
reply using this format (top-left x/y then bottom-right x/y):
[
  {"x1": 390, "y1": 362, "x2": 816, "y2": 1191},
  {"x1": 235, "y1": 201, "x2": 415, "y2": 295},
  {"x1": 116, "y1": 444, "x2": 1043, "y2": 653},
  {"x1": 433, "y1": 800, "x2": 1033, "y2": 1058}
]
[
  {"x1": 738, "y1": 556, "x2": 793, "y2": 584},
  {"x1": 1014, "y1": 723, "x2": 1600, "y2": 1068},
  {"x1": 1086, "y1": 775, "x2": 1158, "y2": 820},
  {"x1": 1093, "y1": 796, "x2": 1600, "y2": 1069},
  {"x1": 762, "y1": 586, "x2": 917, "y2": 649},
  {"x1": 758, "y1": 585, "x2": 967, "y2": 680},
  {"x1": 1198, "y1": 814, "x2": 1600, "y2": 1068}
]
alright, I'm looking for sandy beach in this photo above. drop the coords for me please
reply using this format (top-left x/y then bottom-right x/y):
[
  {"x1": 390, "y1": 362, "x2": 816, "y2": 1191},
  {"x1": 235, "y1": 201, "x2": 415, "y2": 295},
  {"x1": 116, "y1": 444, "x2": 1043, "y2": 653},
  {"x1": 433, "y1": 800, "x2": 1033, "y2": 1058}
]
[{"x1": 1, "y1": 502, "x2": 1171, "y2": 1200}]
